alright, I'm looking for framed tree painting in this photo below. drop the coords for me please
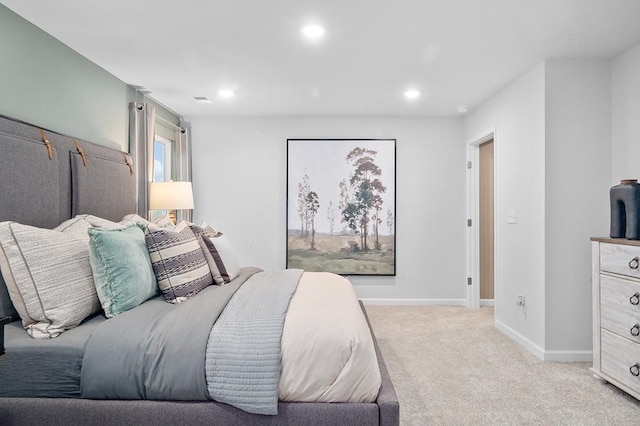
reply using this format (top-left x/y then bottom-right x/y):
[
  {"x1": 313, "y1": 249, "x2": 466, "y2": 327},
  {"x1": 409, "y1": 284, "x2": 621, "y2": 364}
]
[{"x1": 287, "y1": 139, "x2": 396, "y2": 276}]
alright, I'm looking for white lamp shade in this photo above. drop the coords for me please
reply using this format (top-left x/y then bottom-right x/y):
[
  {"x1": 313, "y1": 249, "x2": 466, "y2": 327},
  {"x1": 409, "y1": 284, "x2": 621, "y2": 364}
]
[{"x1": 149, "y1": 181, "x2": 194, "y2": 210}]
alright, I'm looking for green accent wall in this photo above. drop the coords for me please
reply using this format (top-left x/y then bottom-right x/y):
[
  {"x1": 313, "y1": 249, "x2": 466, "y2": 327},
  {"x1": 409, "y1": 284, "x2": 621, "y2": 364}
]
[{"x1": 0, "y1": 5, "x2": 179, "y2": 151}]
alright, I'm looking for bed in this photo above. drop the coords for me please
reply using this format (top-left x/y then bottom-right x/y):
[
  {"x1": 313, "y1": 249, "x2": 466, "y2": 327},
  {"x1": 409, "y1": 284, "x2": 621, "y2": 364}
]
[{"x1": 0, "y1": 114, "x2": 399, "y2": 426}]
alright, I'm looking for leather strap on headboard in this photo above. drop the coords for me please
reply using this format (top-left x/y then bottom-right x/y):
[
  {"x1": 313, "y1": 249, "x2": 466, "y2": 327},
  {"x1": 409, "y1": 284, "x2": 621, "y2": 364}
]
[
  {"x1": 38, "y1": 128, "x2": 55, "y2": 160},
  {"x1": 123, "y1": 152, "x2": 134, "y2": 175},
  {"x1": 71, "y1": 138, "x2": 88, "y2": 167}
]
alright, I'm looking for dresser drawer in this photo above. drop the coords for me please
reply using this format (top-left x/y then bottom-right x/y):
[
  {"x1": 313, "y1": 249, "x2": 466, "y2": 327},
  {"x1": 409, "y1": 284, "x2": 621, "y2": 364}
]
[
  {"x1": 601, "y1": 329, "x2": 640, "y2": 393},
  {"x1": 602, "y1": 302, "x2": 640, "y2": 344},
  {"x1": 601, "y1": 274, "x2": 640, "y2": 315},
  {"x1": 600, "y1": 243, "x2": 640, "y2": 279}
]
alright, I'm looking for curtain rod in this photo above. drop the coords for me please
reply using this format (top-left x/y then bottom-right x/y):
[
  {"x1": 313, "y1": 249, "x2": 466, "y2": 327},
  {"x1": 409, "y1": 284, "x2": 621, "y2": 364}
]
[{"x1": 155, "y1": 114, "x2": 183, "y2": 131}]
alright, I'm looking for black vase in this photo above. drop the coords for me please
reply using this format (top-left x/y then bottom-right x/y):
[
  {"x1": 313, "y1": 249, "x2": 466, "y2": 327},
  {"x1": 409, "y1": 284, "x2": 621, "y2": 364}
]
[{"x1": 610, "y1": 179, "x2": 640, "y2": 240}]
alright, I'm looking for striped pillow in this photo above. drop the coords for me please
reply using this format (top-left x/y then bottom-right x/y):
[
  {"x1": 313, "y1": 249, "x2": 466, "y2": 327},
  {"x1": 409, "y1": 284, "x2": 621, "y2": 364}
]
[
  {"x1": 144, "y1": 226, "x2": 214, "y2": 303},
  {"x1": 189, "y1": 224, "x2": 240, "y2": 285}
]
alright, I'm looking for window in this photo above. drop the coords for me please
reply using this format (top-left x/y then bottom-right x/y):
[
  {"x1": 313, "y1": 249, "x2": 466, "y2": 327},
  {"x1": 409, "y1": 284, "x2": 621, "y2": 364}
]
[
  {"x1": 151, "y1": 135, "x2": 175, "y2": 220},
  {"x1": 153, "y1": 135, "x2": 173, "y2": 183}
]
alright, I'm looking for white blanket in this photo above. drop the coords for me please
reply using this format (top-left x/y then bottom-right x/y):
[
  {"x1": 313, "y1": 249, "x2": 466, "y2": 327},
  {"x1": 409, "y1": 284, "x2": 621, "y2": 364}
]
[{"x1": 279, "y1": 272, "x2": 381, "y2": 402}]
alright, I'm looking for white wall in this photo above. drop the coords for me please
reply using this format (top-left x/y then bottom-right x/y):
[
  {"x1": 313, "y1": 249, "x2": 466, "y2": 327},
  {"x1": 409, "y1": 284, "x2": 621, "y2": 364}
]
[
  {"x1": 544, "y1": 59, "x2": 611, "y2": 354},
  {"x1": 188, "y1": 117, "x2": 466, "y2": 301},
  {"x1": 612, "y1": 43, "x2": 640, "y2": 184},
  {"x1": 464, "y1": 63, "x2": 547, "y2": 351}
]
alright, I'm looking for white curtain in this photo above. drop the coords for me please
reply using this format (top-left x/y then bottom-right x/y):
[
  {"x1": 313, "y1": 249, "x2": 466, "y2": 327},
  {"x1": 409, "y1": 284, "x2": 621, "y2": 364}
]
[
  {"x1": 174, "y1": 121, "x2": 192, "y2": 223},
  {"x1": 129, "y1": 102, "x2": 156, "y2": 218}
]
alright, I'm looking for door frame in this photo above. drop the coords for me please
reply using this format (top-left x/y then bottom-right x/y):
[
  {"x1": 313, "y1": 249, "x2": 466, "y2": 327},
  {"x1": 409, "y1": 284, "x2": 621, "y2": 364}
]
[{"x1": 466, "y1": 127, "x2": 496, "y2": 309}]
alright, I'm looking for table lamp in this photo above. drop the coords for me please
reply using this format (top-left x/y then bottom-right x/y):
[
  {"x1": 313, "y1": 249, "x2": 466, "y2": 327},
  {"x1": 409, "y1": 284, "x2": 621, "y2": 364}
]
[{"x1": 149, "y1": 181, "x2": 194, "y2": 224}]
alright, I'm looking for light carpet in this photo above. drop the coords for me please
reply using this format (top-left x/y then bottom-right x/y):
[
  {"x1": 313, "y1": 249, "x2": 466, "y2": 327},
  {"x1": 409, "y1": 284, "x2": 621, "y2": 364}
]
[{"x1": 365, "y1": 305, "x2": 640, "y2": 425}]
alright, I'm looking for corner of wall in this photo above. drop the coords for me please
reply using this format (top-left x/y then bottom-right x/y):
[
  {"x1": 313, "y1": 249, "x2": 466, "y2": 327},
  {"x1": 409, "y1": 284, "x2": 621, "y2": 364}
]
[{"x1": 544, "y1": 58, "x2": 612, "y2": 353}]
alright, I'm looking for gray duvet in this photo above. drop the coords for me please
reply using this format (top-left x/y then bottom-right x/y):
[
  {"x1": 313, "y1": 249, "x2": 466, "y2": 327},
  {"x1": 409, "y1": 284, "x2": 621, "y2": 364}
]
[
  {"x1": 81, "y1": 267, "x2": 302, "y2": 416},
  {"x1": 81, "y1": 267, "x2": 261, "y2": 400}
]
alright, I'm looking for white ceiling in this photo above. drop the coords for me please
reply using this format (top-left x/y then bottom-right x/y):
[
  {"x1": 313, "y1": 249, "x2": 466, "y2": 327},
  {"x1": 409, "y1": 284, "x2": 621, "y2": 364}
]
[{"x1": 3, "y1": 0, "x2": 640, "y2": 118}]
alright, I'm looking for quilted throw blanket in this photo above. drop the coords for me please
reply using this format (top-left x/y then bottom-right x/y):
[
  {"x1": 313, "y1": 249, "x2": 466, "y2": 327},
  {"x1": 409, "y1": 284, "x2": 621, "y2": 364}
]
[{"x1": 205, "y1": 268, "x2": 303, "y2": 414}]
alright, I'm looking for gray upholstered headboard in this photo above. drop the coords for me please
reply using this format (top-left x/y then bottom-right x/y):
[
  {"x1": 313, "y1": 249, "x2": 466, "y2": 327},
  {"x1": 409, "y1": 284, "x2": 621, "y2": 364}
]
[{"x1": 0, "y1": 114, "x2": 137, "y2": 319}]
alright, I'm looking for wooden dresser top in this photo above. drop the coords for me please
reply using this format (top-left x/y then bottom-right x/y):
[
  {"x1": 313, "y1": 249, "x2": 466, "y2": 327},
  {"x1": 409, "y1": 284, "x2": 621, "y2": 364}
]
[{"x1": 591, "y1": 237, "x2": 640, "y2": 247}]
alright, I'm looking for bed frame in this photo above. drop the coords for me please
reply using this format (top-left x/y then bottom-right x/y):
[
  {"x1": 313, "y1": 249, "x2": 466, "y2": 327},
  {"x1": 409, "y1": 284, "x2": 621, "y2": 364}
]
[{"x1": 0, "y1": 114, "x2": 399, "y2": 426}]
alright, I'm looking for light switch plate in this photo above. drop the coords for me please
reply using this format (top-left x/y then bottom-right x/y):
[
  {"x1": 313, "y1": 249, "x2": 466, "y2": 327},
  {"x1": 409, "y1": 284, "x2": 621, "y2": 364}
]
[{"x1": 507, "y1": 209, "x2": 517, "y2": 224}]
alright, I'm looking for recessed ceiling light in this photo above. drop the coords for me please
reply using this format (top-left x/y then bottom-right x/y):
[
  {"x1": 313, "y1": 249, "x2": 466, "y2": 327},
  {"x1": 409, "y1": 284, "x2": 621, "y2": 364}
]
[
  {"x1": 302, "y1": 25, "x2": 325, "y2": 39},
  {"x1": 457, "y1": 105, "x2": 470, "y2": 113},
  {"x1": 404, "y1": 90, "x2": 420, "y2": 100},
  {"x1": 218, "y1": 89, "x2": 235, "y2": 99},
  {"x1": 193, "y1": 96, "x2": 211, "y2": 104}
]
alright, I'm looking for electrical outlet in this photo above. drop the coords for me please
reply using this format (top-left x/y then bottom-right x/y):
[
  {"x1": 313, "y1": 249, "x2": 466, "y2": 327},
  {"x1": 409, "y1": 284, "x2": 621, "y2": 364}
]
[{"x1": 516, "y1": 294, "x2": 526, "y2": 309}]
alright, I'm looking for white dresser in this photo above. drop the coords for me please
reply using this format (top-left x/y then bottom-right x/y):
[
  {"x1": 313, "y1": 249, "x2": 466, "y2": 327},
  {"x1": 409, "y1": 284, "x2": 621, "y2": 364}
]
[{"x1": 592, "y1": 237, "x2": 640, "y2": 399}]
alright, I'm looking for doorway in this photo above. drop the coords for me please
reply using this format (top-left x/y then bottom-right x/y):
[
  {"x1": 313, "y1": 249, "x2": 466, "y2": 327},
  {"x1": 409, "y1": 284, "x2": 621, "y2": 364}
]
[
  {"x1": 479, "y1": 139, "x2": 494, "y2": 305},
  {"x1": 466, "y1": 127, "x2": 495, "y2": 309}
]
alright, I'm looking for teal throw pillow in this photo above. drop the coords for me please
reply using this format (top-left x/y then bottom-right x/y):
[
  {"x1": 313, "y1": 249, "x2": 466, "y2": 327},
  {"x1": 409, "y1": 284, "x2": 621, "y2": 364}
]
[{"x1": 88, "y1": 225, "x2": 158, "y2": 318}]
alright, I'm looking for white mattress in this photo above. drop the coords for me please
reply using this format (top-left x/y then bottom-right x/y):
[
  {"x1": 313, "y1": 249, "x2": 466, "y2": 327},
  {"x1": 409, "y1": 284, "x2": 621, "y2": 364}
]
[{"x1": 279, "y1": 272, "x2": 381, "y2": 402}]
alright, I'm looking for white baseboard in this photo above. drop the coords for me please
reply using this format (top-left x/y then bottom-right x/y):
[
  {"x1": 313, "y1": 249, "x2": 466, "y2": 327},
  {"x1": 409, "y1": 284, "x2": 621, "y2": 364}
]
[
  {"x1": 361, "y1": 298, "x2": 467, "y2": 306},
  {"x1": 495, "y1": 319, "x2": 593, "y2": 362},
  {"x1": 480, "y1": 299, "x2": 494, "y2": 307},
  {"x1": 543, "y1": 350, "x2": 592, "y2": 362},
  {"x1": 495, "y1": 319, "x2": 545, "y2": 360}
]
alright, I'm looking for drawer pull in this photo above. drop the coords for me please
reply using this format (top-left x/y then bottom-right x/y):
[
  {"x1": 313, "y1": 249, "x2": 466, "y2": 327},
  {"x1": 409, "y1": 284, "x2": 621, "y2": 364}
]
[
  {"x1": 631, "y1": 364, "x2": 640, "y2": 377},
  {"x1": 631, "y1": 293, "x2": 640, "y2": 306},
  {"x1": 630, "y1": 257, "x2": 640, "y2": 270},
  {"x1": 632, "y1": 324, "x2": 640, "y2": 337}
]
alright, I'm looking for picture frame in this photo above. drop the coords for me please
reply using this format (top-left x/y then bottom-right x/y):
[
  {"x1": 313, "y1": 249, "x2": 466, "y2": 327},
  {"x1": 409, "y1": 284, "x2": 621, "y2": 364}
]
[{"x1": 287, "y1": 139, "x2": 396, "y2": 276}]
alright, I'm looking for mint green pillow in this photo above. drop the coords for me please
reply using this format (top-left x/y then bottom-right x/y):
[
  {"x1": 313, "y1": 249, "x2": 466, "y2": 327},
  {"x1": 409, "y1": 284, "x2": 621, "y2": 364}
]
[{"x1": 88, "y1": 225, "x2": 158, "y2": 318}]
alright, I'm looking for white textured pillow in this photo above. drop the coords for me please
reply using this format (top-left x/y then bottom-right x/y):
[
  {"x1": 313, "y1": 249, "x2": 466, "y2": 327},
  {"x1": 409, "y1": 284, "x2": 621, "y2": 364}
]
[
  {"x1": 0, "y1": 221, "x2": 100, "y2": 338},
  {"x1": 54, "y1": 215, "x2": 118, "y2": 240},
  {"x1": 120, "y1": 213, "x2": 175, "y2": 232}
]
